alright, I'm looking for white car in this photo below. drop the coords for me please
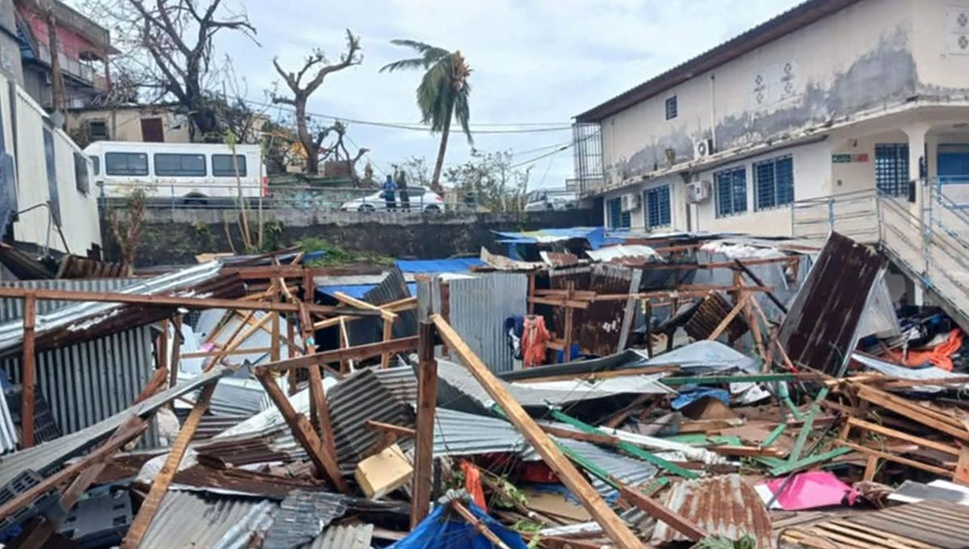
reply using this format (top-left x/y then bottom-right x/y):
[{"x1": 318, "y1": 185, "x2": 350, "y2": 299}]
[
  {"x1": 340, "y1": 187, "x2": 445, "y2": 212},
  {"x1": 523, "y1": 189, "x2": 578, "y2": 211}
]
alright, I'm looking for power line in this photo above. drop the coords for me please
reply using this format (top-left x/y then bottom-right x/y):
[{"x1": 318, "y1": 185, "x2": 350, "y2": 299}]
[{"x1": 244, "y1": 98, "x2": 573, "y2": 134}]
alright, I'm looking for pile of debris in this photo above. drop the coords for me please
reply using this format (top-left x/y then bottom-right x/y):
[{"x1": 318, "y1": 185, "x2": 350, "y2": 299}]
[{"x1": 0, "y1": 232, "x2": 967, "y2": 548}]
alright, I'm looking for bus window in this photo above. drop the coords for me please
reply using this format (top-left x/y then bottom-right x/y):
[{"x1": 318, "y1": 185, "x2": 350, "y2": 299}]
[
  {"x1": 154, "y1": 153, "x2": 206, "y2": 177},
  {"x1": 212, "y1": 154, "x2": 247, "y2": 177},
  {"x1": 105, "y1": 152, "x2": 148, "y2": 176},
  {"x1": 89, "y1": 155, "x2": 100, "y2": 176}
]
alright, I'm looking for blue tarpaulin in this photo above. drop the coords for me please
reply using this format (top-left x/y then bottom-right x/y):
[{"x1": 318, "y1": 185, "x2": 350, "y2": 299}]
[
  {"x1": 492, "y1": 227, "x2": 624, "y2": 250},
  {"x1": 390, "y1": 500, "x2": 527, "y2": 549},
  {"x1": 396, "y1": 258, "x2": 484, "y2": 273},
  {"x1": 671, "y1": 388, "x2": 731, "y2": 410}
]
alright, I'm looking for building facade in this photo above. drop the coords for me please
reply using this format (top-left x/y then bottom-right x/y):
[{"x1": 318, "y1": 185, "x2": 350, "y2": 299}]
[
  {"x1": 66, "y1": 104, "x2": 192, "y2": 146},
  {"x1": 574, "y1": 0, "x2": 969, "y2": 236}
]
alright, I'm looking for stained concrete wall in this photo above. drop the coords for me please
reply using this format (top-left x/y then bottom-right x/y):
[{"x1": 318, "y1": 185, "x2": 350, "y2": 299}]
[{"x1": 102, "y1": 208, "x2": 604, "y2": 267}]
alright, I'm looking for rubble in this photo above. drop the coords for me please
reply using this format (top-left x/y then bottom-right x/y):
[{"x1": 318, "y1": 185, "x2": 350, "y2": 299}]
[{"x1": 0, "y1": 232, "x2": 968, "y2": 547}]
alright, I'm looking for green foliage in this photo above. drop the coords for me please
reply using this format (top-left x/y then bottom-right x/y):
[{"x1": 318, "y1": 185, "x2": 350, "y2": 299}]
[
  {"x1": 295, "y1": 236, "x2": 393, "y2": 266},
  {"x1": 489, "y1": 475, "x2": 527, "y2": 509},
  {"x1": 444, "y1": 149, "x2": 531, "y2": 212}
]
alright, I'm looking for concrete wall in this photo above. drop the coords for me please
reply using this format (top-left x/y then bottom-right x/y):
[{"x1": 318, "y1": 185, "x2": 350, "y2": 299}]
[
  {"x1": 601, "y1": 0, "x2": 918, "y2": 184},
  {"x1": 0, "y1": 0, "x2": 23, "y2": 86},
  {"x1": 101, "y1": 208, "x2": 604, "y2": 267},
  {"x1": 67, "y1": 107, "x2": 192, "y2": 144}
]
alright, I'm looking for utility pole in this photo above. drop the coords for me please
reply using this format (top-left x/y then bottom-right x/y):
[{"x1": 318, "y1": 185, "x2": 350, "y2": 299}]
[{"x1": 45, "y1": 1, "x2": 66, "y2": 116}]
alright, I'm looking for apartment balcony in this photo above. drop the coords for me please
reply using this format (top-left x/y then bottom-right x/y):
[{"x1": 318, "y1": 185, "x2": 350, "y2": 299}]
[{"x1": 34, "y1": 42, "x2": 107, "y2": 91}]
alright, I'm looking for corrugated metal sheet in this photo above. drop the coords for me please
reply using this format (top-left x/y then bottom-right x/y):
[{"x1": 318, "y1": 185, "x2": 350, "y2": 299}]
[
  {"x1": 1, "y1": 326, "x2": 157, "y2": 444},
  {"x1": 262, "y1": 490, "x2": 347, "y2": 549},
  {"x1": 0, "y1": 365, "x2": 230, "y2": 487},
  {"x1": 498, "y1": 349, "x2": 650, "y2": 381},
  {"x1": 448, "y1": 272, "x2": 528, "y2": 374},
  {"x1": 778, "y1": 232, "x2": 885, "y2": 376},
  {"x1": 550, "y1": 264, "x2": 640, "y2": 356},
  {"x1": 683, "y1": 292, "x2": 749, "y2": 342},
  {"x1": 328, "y1": 368, "x2": 415, "y2": 474},
  {"x1": 140, "y1": 491, "x2": 277, "y2": 549},
  {"x1": 651, "y1": 474, "x2": 774, "y2": 548},
  {"x1": 0, "y1": 278, "x2": 139, "y2": 321},
  {"x1": 520, "y1": 438, "x2": 658, "y2": 499},
  {"x1": 0, "y1": 387, "x2": 15, "y2": 453},
  {"x1": 432, "y1": 407, "x2": 527, "y2": 458},
  {"x1": 0, "y1": 262, "x2": 222, "y2": 354},
  {"x1": 346, "y1": 267, "x2": 417, "y2": 347},
  {"x1": 311, "y1": 523, "x2": 374, "y2": 549}
]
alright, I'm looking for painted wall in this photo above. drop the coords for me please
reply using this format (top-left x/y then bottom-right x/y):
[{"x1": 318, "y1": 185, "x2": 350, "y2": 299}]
[
  {"x1": 13, "y1": 85, "x2": 101, "y2": 253},
  {"x1": 67, "y1": 107, "x2": 192, "y2": 144},
  {"x1": 600, "y1": 0, "x2": 918, "y2": 185}
]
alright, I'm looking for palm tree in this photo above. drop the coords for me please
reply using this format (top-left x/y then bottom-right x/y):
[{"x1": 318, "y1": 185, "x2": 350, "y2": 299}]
[{"x1": 381, "y1": 40, "x2": 472, "y2": 192}]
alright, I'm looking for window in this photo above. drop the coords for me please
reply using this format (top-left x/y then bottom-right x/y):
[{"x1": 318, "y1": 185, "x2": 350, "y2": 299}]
[
  {"x1": 606, "y1": 197, "x2": 631, "y2": 229},
  {"x1": 645, "y1": 185, "x2": 671, "y2": 229},
  {"x1": 88, "y1": 119, "x2": 109, "y2": 141},
  {"x1": 74, "y1": 152, "x2": 89, "y2": 195},
  {"x1": 105, "y1": 152, "x2": 148, "y2": 176},
  {"x1": 89, "y1": 155, "x2": 100, "y2": 176},
  {"x1": 154, "y1": 153, "x2": 206, "y2": 177},
  {"x1": 754, "y1": 155, "x2": 794, "y2": 210},
  {"x1": 665, "y1": 96, "x2": 678, "y2": 120},
  {"x1": 875, "y1": 144, "x2": 909, "y2": 196},
  {"x1": 212, "y1": 154, "x2": 247, "y2": 177},
  {"x1": 715, "y1": 167, "x2": 747, "y2": 217}
]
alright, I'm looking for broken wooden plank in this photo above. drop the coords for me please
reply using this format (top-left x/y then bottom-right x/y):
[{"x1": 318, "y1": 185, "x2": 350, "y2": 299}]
[
  {"x1": 450, "y1": 500, "x2": 512, "y2": 549},
  {"x1": 431, "y1": 314, "x2": 646, "y2": 549},
  {"x1": 619, "y1": 484, "x2": 706, "y2": 542},
  {"x1": 21, "y1": 292, "x2": 36, "y2": 448},
  {"x1": 365, "y1": 419, "x2": 417, "y2": 438},
  {"x1": 257, "y1": 337, "x2": 420, "y2": 372},
  {"x1": 411, "y1": 321, "x2": 438, "y2": 528},
  {"x1": 121, "y1": 383, "x2": 217, "y2": 549},
  {"x1": 254, "y1": 369, "x2": 347, "y2": 492}
]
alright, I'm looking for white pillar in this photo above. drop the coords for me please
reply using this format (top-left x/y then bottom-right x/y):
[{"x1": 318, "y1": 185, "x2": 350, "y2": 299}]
[{"x1": 905, "y1": 124, "x2": 930, "y2": 208}]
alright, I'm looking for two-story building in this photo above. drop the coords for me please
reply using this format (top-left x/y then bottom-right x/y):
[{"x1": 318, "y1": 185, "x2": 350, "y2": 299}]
[{"x1": 574, "y1": 0, "x2": 969, "y2": 236}]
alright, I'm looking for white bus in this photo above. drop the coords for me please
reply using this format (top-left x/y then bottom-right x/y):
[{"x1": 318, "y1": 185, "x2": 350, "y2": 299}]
[{"x1": 84, "y1": 141, "x2": 267, "y2": 204}]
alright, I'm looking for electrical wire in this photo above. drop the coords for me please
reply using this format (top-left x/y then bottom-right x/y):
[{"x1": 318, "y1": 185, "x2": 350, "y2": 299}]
[{"x1": 243, "y1": 98, "x2": 573, "y2": 134}]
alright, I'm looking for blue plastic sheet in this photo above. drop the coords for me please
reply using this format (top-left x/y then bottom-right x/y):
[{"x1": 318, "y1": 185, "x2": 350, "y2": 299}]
[
  {"x1": 390, "y1": 501, "x2": 528, "y2": 549},
  {"x1": 671, "y1": 388, "x2": 730, "y2": 410}
]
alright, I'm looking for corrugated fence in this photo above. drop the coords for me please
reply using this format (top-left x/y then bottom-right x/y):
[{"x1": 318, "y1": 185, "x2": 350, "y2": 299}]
[{"x1": 448, "y1": 273, "x2": 528, "y2": 374}]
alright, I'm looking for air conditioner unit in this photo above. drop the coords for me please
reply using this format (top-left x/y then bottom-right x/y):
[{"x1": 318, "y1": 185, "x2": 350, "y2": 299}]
[
  {"x1": 620, "y1": 193, "x2": 639, "y2": 212},
  {"x1": 687, "y1": 180, "x2": 712, "y2": 204},
  {"x1": 694, "y1": 138, "x2": 714, "y2": 159}
]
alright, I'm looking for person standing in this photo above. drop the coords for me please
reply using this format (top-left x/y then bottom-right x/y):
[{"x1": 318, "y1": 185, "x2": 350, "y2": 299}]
[
  {"x1": 397, "y1": 170, "x2": 411, "y2": 212},
  {"x1": 382, "y1": 174, "x2": 397, "y2": 210}
]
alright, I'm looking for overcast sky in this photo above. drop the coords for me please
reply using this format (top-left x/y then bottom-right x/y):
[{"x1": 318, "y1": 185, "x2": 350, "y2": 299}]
[{"x1": 120, "y1": 0, "x2": 806, "y2": 187}]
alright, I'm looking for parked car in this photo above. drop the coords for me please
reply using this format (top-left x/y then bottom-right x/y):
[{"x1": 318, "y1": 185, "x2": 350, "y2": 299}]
[
  {"x1": 523, "y1": 189, "x2": 578, "y2": 211},
  {"x1": 340, "y1": 187, "x2": 445, "y2": 212}
]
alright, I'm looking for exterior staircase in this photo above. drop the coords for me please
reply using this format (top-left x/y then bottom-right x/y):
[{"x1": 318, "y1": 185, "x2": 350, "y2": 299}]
[{"x1": 792, "y1": 184, "x2": 969, "y2": 331}]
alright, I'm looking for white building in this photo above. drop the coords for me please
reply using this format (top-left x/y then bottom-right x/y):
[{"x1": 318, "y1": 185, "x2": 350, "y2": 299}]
[{"x1": 573, "y1": 0, "x2": 969, "y2": 236}]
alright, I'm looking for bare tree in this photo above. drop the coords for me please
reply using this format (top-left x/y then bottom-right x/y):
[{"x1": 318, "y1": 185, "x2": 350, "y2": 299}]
[
  {"x1": 271, "y1": 30, "x2": 362, "y2": 175},
  {"x1": 82, "y1": 0, "x2": 257, "y2": 139},
  {"x1": 316, "y1": 120, "x2": 369, "y2": 184}
]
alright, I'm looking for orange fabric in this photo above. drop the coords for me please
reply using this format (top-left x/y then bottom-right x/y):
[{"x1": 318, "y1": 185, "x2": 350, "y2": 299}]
[
  {"x1": 460, "y1": 461, "x2": 486, "y2": 509},
  {"x1": 521, "y1": 315, "x2": 550, "y2": 368},
  {"x1": 889, "y1": 329, "x2": 964, "y2": 371}
]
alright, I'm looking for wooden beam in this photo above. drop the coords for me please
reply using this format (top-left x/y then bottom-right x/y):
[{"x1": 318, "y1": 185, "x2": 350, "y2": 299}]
[
  {"x1": 706, "y1": 294, "x2": 748, "y2": 341},
  {"x1": 204, "y1": 312, "x2": 273, "y2": 370},
  {"x1": 450, "y1": 500, "x2": 511, "y2": 549},
  {"x1": 332, "y1": 291, "x2": 396, "y2": 321},
  {"x1": 365, "y1": 419, "x2": 416, "y2": 438},
  {"x1": 381, "y1": 315, "x2": 395, "y2": 368},
  {"x1": 708, "y1": 445, "x2": 787, "y2": 458},
  {"x1": 156, "y1": 319, "x2": 169, "y2": 372},
  {"x1": 182, "y1": 347, "x2": 274, "y2": 359},
  {"x1": 0, "y1": 416, "x2": 148, "y2": 524},
  {"x1": 270, "y1": 282, "x2": 281, "y2": 363},
  {"x1": 254, "y1": 369, "x2": 347, "y2": 492},
  {"x1": 258, "y1": 336, "x2": 420, "y2": 372},
  {"x1": 134, "y1": 368, "x2": 170, "y2": 404},
  {"x1": 21, "y1": 293, "x2": 36, "y2": 448},
  {"x1": 430, "y1": 315, "x2": 646, "y2": 549},
  {"x1": 541, "y1": 425, "x2": 621, "y2": 446},
  {"x1": 411, "y1": 321, "x2": 438, "y2": 528},
  {"x1": 169, "y1": 315, "x2": 183, "y2": 388},
  {"x1": 0, "y1": 286, "x2": 384, "y2": 317},
  {"x1": 515, "y1": 365, "x2": 680, "y2": 385},
  {"x1": 619, "y1": 484, "x2": 706, "y2": 542},
  {"x1": 122, "y1": 383, "x2": 217, "y2": 549}
]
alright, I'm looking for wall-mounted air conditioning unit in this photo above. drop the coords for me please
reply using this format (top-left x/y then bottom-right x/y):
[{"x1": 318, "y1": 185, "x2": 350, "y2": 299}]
[
  {"x1": 620, "y1": 193, "x2": 640, "y2": 212},
  {"x1": 694, "y1": 138, "x2": 714, "y2": 159},
  {"x1": 687, "y1": 180, "x2": 712, "y2": 204}
]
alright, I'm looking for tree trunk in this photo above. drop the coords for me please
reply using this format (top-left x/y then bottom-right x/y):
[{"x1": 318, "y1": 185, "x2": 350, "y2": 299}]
[
  {"x1": 295, "y1": 96, "x2": 319, "y2": 175},
  {"x1": 430, "y1": 104, "x2": 453, "y2": 194}
]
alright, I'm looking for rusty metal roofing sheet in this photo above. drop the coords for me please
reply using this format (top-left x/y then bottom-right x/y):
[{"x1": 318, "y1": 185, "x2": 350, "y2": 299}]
[
  {"x1": 311, "y1": 523, "x2": 374, "y2": 549},
  {"x1": 683, "y1": 292, "x2": 749, "y2": 342},
  {"x1": 778, "y1": 232, "x2": 885, "y2": 376},
  {"x1": 651, "y1": 474, "x2": 774, "y2": 548},
  {"x1": 549, "y1": 264, "x2": 640, "y2": 356},
  {"x1": 140, "y1": 491, "x2": 276, "y2": 549}
]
